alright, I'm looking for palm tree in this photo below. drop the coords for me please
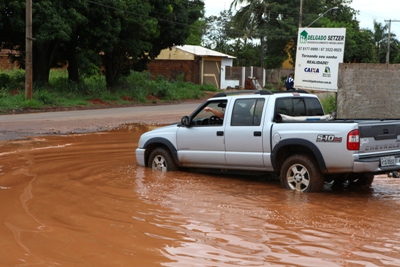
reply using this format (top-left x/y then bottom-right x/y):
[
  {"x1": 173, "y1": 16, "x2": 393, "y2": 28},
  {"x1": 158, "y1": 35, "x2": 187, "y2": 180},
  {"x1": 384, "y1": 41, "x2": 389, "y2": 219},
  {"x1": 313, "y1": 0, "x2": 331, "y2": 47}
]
[
  {"x1": 372, "y1": 20, "x2": 388, "y2": 62},
  {"x1": 230, "y1": 0, "x2": 271, "y2": 67}
]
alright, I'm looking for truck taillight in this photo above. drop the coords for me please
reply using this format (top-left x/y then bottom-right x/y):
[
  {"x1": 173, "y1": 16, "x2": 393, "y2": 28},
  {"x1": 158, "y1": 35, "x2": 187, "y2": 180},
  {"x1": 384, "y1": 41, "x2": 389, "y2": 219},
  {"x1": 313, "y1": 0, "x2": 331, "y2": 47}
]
[{"x1": 347, "y1": 129, "x2": 360, "y2": 150}]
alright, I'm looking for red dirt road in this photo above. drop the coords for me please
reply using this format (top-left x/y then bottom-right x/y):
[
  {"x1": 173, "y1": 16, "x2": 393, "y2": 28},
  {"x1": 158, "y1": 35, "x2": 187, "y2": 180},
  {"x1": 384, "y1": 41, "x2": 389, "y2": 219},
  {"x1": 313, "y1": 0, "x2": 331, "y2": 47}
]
[{"x1": 0, "y1": 101, "x2": 204, "y2": 141}]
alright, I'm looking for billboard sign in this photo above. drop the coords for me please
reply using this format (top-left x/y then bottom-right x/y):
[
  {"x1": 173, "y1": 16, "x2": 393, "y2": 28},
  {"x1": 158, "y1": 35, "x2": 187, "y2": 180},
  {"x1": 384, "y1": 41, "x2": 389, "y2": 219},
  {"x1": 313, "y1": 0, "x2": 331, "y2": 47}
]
[{"x1": 294, "y1": 28, "x2": 346, "y2": 92}]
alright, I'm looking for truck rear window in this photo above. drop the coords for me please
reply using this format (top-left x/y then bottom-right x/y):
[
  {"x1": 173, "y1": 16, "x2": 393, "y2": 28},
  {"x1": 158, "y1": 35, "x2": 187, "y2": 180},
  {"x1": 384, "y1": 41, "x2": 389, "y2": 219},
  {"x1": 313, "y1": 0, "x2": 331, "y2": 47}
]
[{"x1": 275, "y1": 97, "x2": 324, "y2": 117}]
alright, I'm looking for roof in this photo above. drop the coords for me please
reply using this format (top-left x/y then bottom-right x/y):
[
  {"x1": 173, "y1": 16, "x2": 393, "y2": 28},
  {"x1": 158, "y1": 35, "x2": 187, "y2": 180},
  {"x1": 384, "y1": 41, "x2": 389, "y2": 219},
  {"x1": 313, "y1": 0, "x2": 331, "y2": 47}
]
[{"x1": 174, "y1": 45, "x2": 235, "y2": 59}]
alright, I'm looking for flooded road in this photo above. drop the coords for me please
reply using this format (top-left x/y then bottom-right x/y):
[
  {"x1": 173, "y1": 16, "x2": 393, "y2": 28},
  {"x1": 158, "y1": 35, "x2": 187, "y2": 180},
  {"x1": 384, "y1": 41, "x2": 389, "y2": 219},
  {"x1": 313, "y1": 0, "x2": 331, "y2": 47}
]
[{"x1": 1, "y1": 125, "x2": 400, "y2": 267}]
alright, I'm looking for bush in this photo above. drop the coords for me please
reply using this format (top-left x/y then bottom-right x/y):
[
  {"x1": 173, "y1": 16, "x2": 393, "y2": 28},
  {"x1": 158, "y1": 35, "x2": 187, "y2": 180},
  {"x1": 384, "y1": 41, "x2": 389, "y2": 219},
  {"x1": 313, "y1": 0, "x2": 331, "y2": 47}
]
[
  {"x1": 0, "y1": 73, "x2": 11, "y2": 88},
  {"x1": 0, "y1": 69, "x2": 25, "y2": 91},
  {"x1": 0, "y1": 69, "x2": 217, "y2": 113},
  {"x1": 320, "y1": 94, "x2": 336, "y2": 113}
]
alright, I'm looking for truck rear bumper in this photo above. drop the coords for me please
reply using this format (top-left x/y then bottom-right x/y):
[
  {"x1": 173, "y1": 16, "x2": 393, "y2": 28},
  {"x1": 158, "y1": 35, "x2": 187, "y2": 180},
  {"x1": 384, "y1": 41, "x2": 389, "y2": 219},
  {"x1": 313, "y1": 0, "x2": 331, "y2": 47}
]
[
  {"x1": 353, "y1": 159, "x2": 400, "y2": 173},
  {"x1": 136, "y1": 148, "x2": 146, "y2": 167}
]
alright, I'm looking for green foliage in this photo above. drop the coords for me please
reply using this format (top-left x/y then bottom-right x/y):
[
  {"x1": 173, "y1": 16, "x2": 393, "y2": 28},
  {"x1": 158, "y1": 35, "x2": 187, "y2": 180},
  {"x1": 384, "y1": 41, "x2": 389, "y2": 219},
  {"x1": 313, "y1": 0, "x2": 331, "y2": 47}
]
[
  {"x1": 185, "y1": 19, "x2": 206, "y2": 45},
  {"x1": 20, "y1": 99, "x2": 43, "y2": 109},
  {"x1": 203, "y1": 10, "x2": 237, "y2": 53},
  {"x1": 0, "y1": 68, "x2": 217, "y2": 113},
  {"x1": 233, "y1": 42, "x2": 261, "y2": 67},
  {"x1": 0, "y1": 0, "x2": 205, "y2": 87},
  {"x1": 320, "y1": 94, "x2": 337, "y2": 114},
  {"x1": 0, "y1": 73, "x2": 11, "y2": 88},
  {"x1": 34, "y1": 90, "x2": 57, "y2": 105},
  {"x1": 263, "y1": 83, "x2": 278, "y2": 91},
  {"x1": 0, "y1": 89, "x2": 23, "y2": 110},
  {"x1": 83, "y1": 76, "x2": 107, "y2": 95},
  {"x1": 0, "y1": 69, "x2": 25, "y2": 90},
  {"x1": 118, "y1": 71, "x2": 216, "y2": 103},
  {"x1": 223, "y1": 0, "x2": 397, "y2": 68}
]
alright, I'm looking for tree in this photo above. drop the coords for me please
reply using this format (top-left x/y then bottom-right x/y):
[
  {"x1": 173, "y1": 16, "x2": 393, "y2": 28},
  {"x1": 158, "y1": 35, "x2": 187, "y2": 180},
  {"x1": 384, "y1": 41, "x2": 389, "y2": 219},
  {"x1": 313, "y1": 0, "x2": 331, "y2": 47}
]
[
  {"x1": 230, "y1": 0, "x2": 272, "y2": 67},
  {"x1": 77, "y1": 0, "x2": 204, "y2": 88},
  {"x1": 0, "y1": 0, "x2": 204, "y2": 88},
  {"x1": 185, "y1": 19, "x2": 206, "y2": 45},
  {"x1": 387, "y1": 37, "x2": 400, "y2": 63},
  {"x1": 229, "y1": 0, "x2": 321, "y2": 68},
  {"x1": 202, "y1": 10, "x2": 237, "y2": 54},
  {"x1": 228, "y1": 0, "x2": 370, "y2": 68},
  {"x1": 372, "y1": 20, "x2": 388, "y2": 62},
  {"x1": 203, "y1": 9, "x2": 264, "y2": 67},
  {"x1": 0, "y1": 0, "x2": 30, "y2": 67}
]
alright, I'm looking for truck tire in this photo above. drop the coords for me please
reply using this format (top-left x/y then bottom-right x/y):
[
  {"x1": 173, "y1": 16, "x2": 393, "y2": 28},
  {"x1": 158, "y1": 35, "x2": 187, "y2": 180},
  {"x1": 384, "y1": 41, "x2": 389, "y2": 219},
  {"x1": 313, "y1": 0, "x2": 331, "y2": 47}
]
[
  {"x1": 148, "y1": 147, "x2": 178, "y2": 171},
  {"x1": 349, "y1": 173, "x2": 375, "y2": 186},
  {"x1": 280, "y1": 154, "x2": 324, "y2": 192}
]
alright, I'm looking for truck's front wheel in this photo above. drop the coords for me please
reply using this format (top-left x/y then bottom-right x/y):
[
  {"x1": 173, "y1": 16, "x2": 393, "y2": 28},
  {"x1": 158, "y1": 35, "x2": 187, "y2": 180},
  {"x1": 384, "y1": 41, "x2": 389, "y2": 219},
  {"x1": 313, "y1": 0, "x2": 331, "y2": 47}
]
[
  {"x1": 280, "y1": 154, "x2": 324, "y2": 192},
  {"x1": 148, "y1": 147, "x2": 178, "y2": 171}
]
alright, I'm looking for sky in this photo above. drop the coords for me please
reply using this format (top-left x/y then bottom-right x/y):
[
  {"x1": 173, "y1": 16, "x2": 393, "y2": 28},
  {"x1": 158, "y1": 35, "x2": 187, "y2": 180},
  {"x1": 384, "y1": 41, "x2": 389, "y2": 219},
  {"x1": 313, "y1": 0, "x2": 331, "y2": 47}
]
[{"x1": 203, "y1": 0, "x2": 400, "y2": 36}]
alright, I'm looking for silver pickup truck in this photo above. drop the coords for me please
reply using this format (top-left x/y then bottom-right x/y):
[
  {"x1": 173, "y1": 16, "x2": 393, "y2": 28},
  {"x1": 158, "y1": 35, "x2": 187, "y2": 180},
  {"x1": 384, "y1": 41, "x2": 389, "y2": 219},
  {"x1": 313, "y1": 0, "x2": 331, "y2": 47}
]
[{"x1": 136, "y1": 90, "x2": 400, "y2": 192}]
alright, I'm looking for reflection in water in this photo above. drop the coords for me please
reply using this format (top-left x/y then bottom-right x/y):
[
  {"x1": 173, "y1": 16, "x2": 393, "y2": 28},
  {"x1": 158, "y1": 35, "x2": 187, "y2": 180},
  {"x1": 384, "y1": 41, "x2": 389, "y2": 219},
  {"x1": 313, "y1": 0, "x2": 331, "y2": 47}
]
[{"x1": 0, "y1": 125, "x2": 400, "y2": 266}]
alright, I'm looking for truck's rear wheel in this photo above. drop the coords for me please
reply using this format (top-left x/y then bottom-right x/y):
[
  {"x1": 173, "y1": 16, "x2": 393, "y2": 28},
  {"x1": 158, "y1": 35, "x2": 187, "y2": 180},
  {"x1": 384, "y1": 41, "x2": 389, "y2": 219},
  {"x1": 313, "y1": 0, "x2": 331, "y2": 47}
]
[
  {"x1": 280, "y1": 154, "x2": 324, "y2": 192},
  {"x1": 349, "y1": 173, "x2": 375, "y2": 186},
  {"x1": 148, "y1": 147, "x2": 178, "y2": 171}
]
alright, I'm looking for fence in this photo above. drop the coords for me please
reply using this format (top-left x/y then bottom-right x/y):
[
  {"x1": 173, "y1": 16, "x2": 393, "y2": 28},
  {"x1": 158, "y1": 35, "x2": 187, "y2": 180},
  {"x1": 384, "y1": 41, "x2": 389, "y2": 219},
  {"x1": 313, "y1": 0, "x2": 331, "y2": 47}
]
[
  {"x1": 223, "y1": 66, "x2": 295, "y2": 90},
  {"x1": 223, "y1": 66, "x2": 266, "y2": 90},
  {"x1": 265, "y1": 68, "x2": 294, "y2": 87}
]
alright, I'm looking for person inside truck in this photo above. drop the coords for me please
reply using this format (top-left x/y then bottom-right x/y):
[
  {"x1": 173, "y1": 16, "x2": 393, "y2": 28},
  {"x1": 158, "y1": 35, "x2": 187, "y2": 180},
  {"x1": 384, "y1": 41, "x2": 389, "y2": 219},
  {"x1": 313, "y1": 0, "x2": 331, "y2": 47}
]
[{"x1": 204, "y1": 106, "x2": 224, "y2": 118}]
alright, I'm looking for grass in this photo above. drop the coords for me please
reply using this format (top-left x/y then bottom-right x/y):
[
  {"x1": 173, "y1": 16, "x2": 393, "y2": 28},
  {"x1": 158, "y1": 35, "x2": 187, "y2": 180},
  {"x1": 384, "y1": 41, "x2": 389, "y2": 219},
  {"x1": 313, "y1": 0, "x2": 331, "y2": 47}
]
[
  {"x1": 0, "y1": 69, "x2": 337, "y2": 114},
  {"x1": 320, "y1": 93, "x2": 337, "y2": 114},
  {"x1": 0, "y1": 69, "x2": 218, "y2": 114}
]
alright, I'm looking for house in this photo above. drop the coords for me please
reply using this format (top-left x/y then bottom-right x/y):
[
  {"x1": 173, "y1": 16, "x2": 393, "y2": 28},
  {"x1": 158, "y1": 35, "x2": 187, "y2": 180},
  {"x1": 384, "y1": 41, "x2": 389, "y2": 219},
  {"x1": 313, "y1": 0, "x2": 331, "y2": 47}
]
[{"x1": 147, "y1": 45, "x2": 236, "y2": 89}]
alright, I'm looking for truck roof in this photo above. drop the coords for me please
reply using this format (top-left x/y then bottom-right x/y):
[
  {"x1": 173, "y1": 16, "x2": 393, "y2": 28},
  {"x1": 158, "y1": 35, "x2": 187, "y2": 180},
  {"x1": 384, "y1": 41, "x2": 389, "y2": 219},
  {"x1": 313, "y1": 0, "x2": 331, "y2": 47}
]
[{"x1": 210, "y1": 90, "x2": 316, "y2": 99}]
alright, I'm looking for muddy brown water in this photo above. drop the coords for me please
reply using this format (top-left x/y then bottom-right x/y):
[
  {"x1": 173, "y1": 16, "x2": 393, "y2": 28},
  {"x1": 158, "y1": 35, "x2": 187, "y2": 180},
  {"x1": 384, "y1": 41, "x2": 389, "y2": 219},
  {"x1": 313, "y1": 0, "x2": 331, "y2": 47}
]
[{"x1": 1, "y1": 125, "x2": 400, "y2": 267}]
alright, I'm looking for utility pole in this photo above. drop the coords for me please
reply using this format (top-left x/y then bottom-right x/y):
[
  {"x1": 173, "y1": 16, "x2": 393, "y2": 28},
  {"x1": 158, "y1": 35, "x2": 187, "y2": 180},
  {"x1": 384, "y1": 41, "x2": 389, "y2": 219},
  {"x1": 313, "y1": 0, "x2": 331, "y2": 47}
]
[
  {"x1": 299, "y1": 0, "x2": 303, "y2": 27},
  {"x1": 25, "y1": 0, "x2": 33, "y2": 100},
  {"x1": 385, "y1": 19, "x2": 400, "y2": 64}
]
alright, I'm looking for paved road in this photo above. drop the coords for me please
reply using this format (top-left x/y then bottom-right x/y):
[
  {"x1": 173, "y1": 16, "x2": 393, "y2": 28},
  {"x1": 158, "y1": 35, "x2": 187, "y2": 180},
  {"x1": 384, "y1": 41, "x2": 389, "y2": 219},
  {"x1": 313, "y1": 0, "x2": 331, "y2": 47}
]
[{"x1": 0, "y1": 102, "x2": 202, "y2": 141}]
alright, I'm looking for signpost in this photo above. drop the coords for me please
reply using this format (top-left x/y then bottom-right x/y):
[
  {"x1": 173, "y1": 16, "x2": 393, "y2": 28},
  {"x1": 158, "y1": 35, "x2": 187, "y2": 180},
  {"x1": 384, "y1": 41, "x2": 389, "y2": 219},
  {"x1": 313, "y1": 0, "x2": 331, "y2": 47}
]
[{"x1": 294, "y1": 28, "x2": 346, "y2": 92}]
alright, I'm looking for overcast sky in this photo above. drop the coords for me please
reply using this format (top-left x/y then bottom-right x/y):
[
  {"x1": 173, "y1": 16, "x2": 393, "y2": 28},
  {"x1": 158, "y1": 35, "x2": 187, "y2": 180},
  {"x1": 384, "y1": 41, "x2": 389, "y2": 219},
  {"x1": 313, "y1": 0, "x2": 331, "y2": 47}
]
[{"x1": 203, "y1": 0, "x2": 400, "y2": 36}]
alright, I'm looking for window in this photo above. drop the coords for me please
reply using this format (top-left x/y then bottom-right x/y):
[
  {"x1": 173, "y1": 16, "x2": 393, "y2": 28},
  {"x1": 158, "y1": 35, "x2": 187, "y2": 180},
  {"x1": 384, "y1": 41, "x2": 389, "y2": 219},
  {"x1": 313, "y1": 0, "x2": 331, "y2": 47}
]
[
  {"x1": 191, "y1": 100, "x2": 227, "y2": 126},
  {"x1": 305, "y1": 98, "x2": 325, "y2": 115},
  {"x1": 231, "y1": 98, "x2": 265, "y2": 126},
  {"x1": 274, "y1": 97, "x2": 324, "y2": 117}
]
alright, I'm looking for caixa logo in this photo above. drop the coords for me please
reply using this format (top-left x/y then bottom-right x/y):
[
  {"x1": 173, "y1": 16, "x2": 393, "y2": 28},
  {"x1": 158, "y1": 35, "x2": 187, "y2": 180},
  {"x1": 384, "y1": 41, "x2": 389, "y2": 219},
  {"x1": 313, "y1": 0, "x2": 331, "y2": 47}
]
[{"x1": 304, "y1": 67, "x2": 320, "y2": 73}]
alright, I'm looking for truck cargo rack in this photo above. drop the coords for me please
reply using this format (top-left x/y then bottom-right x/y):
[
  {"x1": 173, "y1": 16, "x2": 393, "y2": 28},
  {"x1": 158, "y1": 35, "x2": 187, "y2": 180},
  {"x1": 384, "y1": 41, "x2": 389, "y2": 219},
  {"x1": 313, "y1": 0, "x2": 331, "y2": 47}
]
[{"x1": 212, "y1": 89, "x2": 309, "y2": 98}]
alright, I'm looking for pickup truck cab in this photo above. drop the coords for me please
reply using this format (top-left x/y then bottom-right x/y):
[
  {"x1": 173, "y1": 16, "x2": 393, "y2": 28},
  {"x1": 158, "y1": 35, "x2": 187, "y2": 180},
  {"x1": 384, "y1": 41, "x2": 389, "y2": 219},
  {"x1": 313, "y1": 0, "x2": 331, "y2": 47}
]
[{"x1": 136, "y1": 90, "x2": 400, "y2": 192}]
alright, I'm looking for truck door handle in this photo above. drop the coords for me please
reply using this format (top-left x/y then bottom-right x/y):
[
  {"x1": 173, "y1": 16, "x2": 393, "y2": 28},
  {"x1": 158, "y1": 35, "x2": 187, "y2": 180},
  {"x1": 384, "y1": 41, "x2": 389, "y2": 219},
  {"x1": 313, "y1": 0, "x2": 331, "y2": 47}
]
[
  {"x1": 254, "y1": 131, "x2": 262, "y2": 137},
  {"x1": 217, "y1": 131, "x2": 224, "y2": 136}
]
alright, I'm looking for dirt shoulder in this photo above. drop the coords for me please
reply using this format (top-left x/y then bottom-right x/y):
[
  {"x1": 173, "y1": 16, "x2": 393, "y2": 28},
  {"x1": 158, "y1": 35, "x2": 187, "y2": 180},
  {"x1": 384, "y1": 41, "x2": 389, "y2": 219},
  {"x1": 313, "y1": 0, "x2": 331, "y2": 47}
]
[
  {"x1": 0, "y1": 90, "x2": 331, "y2": 142},
  {"x1": 0, "y1": 99, "x2": 207, "y2": 141}
]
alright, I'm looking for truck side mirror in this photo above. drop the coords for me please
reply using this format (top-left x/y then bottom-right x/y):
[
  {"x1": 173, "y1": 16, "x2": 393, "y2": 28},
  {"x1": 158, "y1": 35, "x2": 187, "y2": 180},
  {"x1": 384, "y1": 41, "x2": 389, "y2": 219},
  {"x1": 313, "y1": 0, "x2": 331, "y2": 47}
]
[{"x1": 181, "y1": 116, "x2": 191, "y2": 126}]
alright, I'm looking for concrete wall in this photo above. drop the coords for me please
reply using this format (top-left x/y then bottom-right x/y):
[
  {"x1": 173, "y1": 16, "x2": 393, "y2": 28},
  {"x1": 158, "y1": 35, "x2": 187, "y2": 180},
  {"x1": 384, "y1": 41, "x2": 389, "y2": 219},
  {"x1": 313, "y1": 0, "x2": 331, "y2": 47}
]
[{"x1": 337, "y1": 63, "x2": 400, "y2": 119}]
